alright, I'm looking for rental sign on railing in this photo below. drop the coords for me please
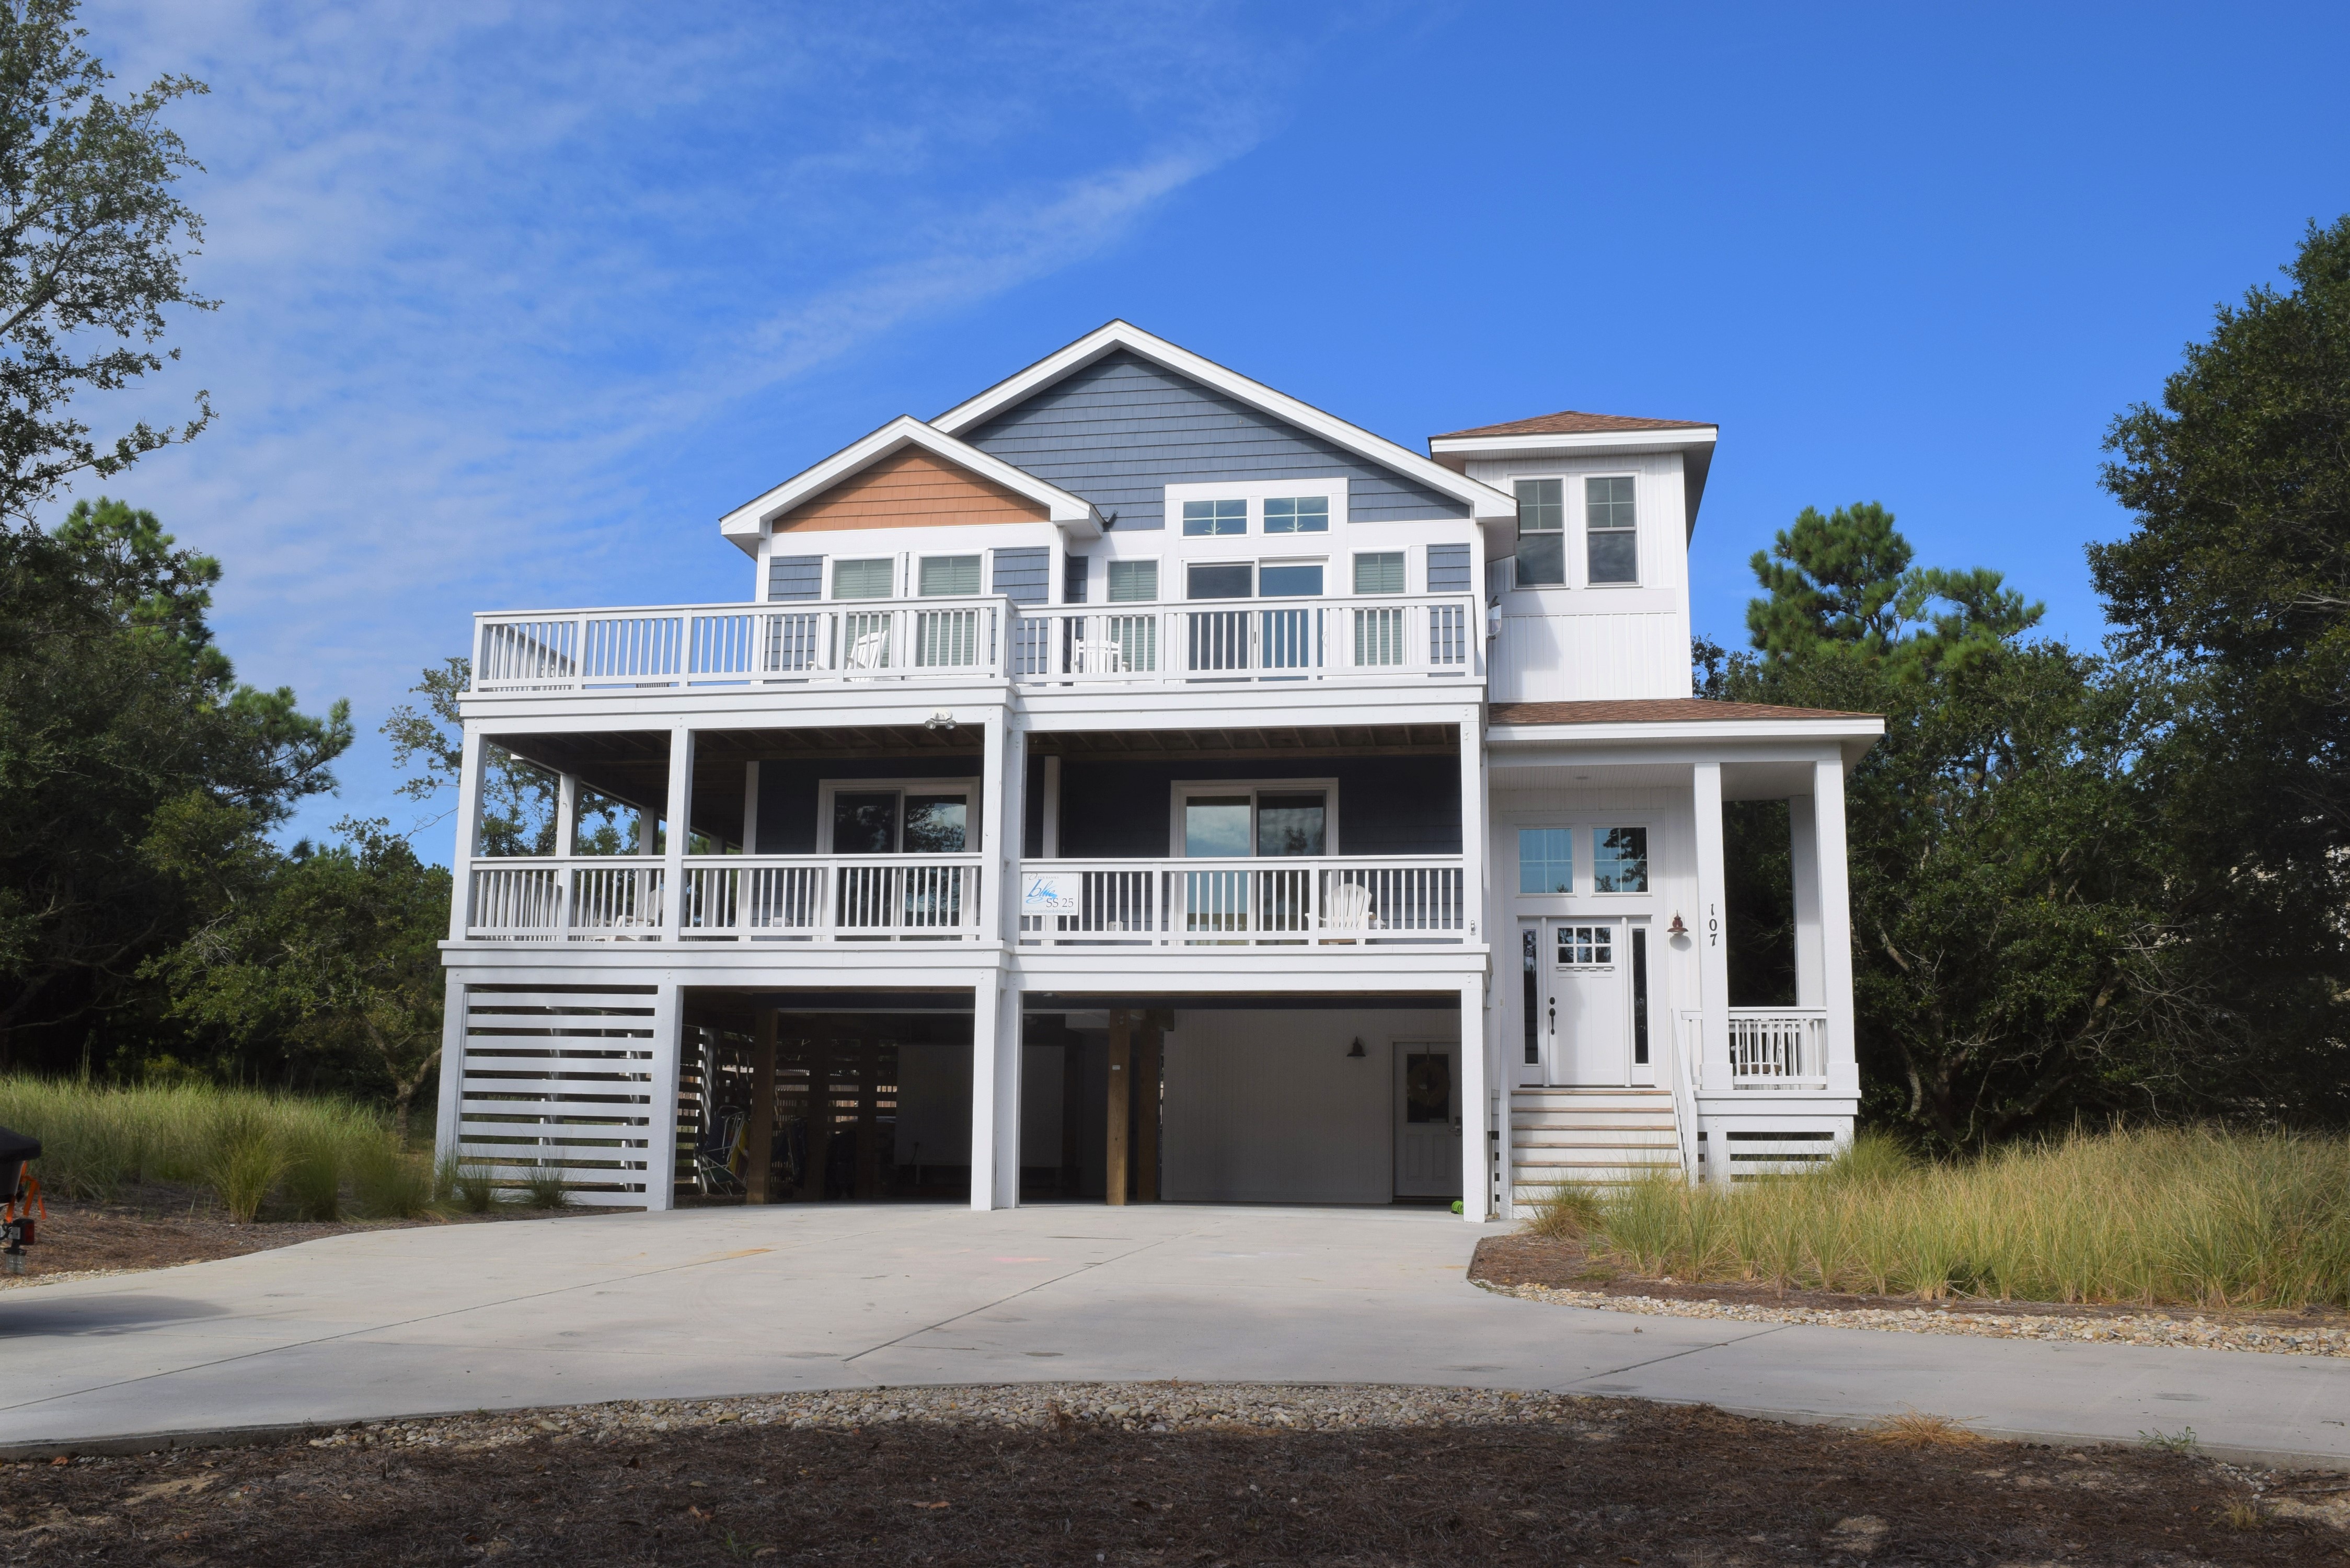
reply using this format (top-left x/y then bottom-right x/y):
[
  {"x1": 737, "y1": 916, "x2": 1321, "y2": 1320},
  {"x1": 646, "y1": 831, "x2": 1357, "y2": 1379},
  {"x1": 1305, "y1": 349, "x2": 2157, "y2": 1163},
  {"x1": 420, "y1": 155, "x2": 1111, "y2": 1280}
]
[{"x1": 467, "y1": 594, "x2": 1477, "y2": 695}]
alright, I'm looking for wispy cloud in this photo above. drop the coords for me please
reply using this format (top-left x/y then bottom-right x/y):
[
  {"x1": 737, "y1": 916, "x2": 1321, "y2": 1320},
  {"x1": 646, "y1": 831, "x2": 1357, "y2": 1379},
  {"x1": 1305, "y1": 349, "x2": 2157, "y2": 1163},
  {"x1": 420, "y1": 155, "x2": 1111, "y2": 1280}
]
[{"x1": 72, "y1": 0, "x2": 1292, "y2": 844}]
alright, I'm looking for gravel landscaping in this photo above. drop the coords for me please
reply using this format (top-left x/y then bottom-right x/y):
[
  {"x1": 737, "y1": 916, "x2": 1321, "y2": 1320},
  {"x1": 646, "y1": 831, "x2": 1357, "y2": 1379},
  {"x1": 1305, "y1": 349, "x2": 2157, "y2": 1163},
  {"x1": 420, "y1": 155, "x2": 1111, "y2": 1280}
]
[{"x1": 9, "y1": 1382, "x2": 2345, "y2": 1565}]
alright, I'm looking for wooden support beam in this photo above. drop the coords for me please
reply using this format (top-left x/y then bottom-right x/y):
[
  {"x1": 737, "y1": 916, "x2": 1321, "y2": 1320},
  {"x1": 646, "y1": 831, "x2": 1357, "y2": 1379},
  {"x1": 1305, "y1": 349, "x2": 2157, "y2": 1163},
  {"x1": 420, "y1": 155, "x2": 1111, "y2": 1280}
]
[
  {"x1": 798, "y1": 1039, "x2": 828, "y2": 1202},
  {"x1": 1135, "y1": 1014, "x2": 1161, "y2": 1203},
  {"x1": 1058, "y1": 1036, "x2": 1084, "y2": 1197},
  {"x1": 745, "y1": 1010, "x2": 777, "y2": 1203},
  {"x1": 855, "y1": 1040, "x2": 881, "y2": 1200},
  {"x1": 1106, "y1": 1009, "x2": 1131, "y2": 1206}
]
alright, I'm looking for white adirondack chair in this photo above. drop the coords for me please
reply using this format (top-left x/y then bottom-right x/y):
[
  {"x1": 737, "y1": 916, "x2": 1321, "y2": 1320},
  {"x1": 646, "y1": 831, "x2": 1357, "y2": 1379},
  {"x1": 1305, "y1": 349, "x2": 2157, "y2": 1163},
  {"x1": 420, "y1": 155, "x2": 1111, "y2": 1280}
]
[{"x1": 1321, "y1": 882, "x2": 1376, "y2": 942}]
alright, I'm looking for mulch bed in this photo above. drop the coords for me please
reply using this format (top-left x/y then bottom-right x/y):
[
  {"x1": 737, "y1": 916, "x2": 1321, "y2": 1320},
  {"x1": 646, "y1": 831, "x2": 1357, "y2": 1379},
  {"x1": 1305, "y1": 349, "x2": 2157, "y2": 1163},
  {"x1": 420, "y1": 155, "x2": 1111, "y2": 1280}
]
[
  {"x1": 6, "y1": 1184, "x2": 620, "y2": 1283},
  {"x1": 8, "y1": 1399, "x2": 2345, "y2": 1565},
  {"x1": 1470, "y1": 1231, "x2": 2350, "y2": 1331}
]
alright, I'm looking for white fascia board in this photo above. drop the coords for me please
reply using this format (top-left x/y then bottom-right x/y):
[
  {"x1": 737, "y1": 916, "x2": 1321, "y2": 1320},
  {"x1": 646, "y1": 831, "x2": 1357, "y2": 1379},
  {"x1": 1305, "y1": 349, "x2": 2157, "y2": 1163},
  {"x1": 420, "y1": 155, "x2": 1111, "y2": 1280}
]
[
  {"x1": 717, "y1": 415, "x2": 1103, "y2": 556},
  {"x1": 931, "y1": 320, "x2": 1517, "y2": 523},
  {"x1": 1429, "y1": 427, "x2": 1718, "y2": 461},
  {"x1": 1489, "y1": 716, "x2": 1884, "y2": 769}
]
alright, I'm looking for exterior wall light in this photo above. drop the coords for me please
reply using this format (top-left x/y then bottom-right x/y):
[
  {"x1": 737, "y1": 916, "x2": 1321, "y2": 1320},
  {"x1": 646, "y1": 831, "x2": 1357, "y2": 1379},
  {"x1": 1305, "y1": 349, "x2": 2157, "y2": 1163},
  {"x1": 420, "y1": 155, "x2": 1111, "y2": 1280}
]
[
  {"x1": 1346, "y1": 1038, "x2": 1367, "y2": 1058},
  {"x1": 924, "y1": 711, "x2": 959, "y2": 732},
  {"x1": 1666, "y1": 914, "x2": 1688, "y2": 937}
]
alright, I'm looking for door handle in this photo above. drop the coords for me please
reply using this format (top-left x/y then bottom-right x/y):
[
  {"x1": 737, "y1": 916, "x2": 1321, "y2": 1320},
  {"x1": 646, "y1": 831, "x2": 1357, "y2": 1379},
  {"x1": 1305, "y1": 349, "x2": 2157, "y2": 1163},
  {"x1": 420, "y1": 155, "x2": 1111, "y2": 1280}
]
[{"x1": 1547, "y1": 997, "x2": 1556, "y2": 1033}]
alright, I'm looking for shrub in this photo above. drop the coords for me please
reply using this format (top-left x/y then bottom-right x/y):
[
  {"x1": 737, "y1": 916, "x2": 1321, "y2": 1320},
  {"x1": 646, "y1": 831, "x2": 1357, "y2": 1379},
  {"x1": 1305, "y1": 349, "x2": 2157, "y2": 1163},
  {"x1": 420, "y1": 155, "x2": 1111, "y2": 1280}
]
[
  {"x1": 206, "y1": 1128, "x2": 289, "y2": 1223},
  {"x1": 1523, "y1": 1182, "x2": 1604, "y2": 1240},
  {"x1": 350, "y1": 1141, "x2": 435, "y2": 1219},
  {"x1": 282, "y1": 1133, "x2": 344, "y2": 1222},
  {"x1": 437, "y1": 1154, "x2": 503, "y2": 1214},
  {"x1": 519, "y1": 1166, "x2": 570, "y2": 1210}
]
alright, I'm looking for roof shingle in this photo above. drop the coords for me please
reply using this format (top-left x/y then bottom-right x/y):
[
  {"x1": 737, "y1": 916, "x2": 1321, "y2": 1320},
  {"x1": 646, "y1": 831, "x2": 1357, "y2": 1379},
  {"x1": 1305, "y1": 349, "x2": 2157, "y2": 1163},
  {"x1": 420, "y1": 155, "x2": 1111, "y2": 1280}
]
[{"x1": 1433, "y1": 410, "x2": 1714, "y2": 441}]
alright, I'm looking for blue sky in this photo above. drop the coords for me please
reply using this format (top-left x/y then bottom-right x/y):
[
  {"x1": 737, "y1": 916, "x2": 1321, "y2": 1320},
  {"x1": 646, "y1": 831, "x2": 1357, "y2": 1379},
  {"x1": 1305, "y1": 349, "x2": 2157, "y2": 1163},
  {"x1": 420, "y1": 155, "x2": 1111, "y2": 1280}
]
[{"x1": 81, "y1": 1, "x2": 2350, "y2": 856}]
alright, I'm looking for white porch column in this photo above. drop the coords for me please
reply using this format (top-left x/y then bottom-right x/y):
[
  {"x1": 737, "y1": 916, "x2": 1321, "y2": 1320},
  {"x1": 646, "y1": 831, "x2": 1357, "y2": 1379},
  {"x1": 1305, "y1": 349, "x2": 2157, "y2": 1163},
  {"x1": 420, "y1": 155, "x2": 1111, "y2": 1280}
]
[
  {"x1": 1040, "y1": 755, "x2": 1061, "y2": 858},
  {"x1": 662, "y1": 725, "x2": 695, "y2": 935},
  {"x1": 554, "y1": 771, "x2": 580, "y2": 857},
  {"x1": 981, "y1": 710, "x2": 1023, "y2": 944},
  {"x1": 644, "y1": 980, "x2": 683, "y2": 1212},
  {"x1": 445, "y1": 728, "x2": 488, "y2": 941},
  {"x1": 1788, "y1": 793, "x2": 1824, "y2": 1009},
  {"x1": 1813, "y1": 758, "x2": 1861, "y2": 1098},
  {"x1": 969, "y1": 967, "x2": 1019, "y2": 1209},
  {"x1": 1458, "y1": 978, "x2": 1491, "y2": 1220},
  {"x1": 1691, "y1": 762, "x2": 1732, "y2": 1171},
  {"x1": 1457, "y1": 709, "x2": 1486, "y2": 942},
  {"x1": 432, "y1": 972, "x2": 466, "y2": 1164}
]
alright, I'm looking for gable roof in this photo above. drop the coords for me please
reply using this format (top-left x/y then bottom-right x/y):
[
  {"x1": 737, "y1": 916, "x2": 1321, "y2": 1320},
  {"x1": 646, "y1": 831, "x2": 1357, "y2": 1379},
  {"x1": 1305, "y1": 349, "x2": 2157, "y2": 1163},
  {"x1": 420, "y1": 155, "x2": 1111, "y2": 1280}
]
[
  {"x1": 719, "y1": 415, "x2": 1102, "y2": 555},
  {"x1": 931, "y1": 321, "x2": 1517, "y2": 523},
  {"x1": 1434, "y1": 410, "x2": 1714, "y2": 439}
]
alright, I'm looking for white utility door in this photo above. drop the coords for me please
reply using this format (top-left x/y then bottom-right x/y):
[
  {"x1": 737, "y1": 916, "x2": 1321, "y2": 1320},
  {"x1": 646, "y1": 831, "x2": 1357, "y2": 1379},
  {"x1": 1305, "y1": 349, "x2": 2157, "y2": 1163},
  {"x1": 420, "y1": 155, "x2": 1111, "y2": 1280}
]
[
  {"x1": 1547, "y1": 920, "x2": 1629, "y2": 1086},
  {"x1": 1392, "y1": 1044, "x2": 1462, "y2": 1198}
]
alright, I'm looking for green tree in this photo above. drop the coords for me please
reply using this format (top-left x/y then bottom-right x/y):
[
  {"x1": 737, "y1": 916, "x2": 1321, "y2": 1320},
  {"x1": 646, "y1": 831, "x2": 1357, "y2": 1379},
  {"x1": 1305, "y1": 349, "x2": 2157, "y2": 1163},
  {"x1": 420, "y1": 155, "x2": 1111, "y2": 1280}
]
[
  {"x1": 1713, "y1": 506, "x2": 2243, "y2": 1147},
  {"x1": 0, "y1": 1, "x2": 215, "y2": 528},
  {"x1": 385, "y1": 657, "x2": 631, "y2": 856},
  {"x1": 0, "y1": 498, "x2": 348, "y2": 1067},
  {"x1": 144, "y1": 804, "x2": 450, "y2": 1135}
]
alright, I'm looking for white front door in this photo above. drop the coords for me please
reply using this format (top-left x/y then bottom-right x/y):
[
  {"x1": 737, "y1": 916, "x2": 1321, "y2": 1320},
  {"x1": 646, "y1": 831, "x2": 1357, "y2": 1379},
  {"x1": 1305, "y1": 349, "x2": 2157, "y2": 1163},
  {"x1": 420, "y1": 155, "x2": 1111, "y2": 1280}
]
[
  {"x1": 1392, "y1": 1044, "x2": 1461, "y2": 1198},
  {"x1": 1547, "y1": 919, "x2": 1629, "y2": 1085}
]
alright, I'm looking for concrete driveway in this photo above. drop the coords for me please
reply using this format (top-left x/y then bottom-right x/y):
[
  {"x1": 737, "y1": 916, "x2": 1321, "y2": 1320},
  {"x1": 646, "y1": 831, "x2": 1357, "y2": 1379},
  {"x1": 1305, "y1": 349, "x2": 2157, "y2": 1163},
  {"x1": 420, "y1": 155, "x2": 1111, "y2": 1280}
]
[{"x1": 1, "y1": 1203, "x2": 2343, "y2": 1466}]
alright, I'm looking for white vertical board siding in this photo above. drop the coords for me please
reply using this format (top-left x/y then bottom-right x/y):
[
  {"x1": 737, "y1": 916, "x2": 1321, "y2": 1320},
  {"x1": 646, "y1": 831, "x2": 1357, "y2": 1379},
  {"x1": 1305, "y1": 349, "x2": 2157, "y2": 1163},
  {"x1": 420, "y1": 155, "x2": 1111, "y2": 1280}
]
[
  {"x1": 1469, "y1": 452, "x2": 1694, "y2": 704},
  {"x1": 891, "y1": 1042, "x2": 1064, "y2": 1169},
  {"x1": 1161, "y1": 1008, "x2": 1457, "y2": 1204}
]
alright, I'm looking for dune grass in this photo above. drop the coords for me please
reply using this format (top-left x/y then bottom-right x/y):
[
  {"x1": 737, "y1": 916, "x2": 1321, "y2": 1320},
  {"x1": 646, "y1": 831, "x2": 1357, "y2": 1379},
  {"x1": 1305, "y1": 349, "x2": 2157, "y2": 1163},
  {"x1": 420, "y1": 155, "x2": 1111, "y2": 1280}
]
[
  {"x1": 0, "y1": 1076, "x2": 436, "y2": 1221},
  {"x1": 1528, "y1": 1126, "x2": 2350, "y2": 1311}
]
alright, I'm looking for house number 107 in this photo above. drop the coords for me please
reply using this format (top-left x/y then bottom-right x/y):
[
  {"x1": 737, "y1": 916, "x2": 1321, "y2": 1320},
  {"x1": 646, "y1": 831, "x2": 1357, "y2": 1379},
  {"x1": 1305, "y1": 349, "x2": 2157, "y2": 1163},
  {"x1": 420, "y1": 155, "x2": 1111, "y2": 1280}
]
[{"x1": 1708, "y1": 904, "x2": 1720, "y2": 947}]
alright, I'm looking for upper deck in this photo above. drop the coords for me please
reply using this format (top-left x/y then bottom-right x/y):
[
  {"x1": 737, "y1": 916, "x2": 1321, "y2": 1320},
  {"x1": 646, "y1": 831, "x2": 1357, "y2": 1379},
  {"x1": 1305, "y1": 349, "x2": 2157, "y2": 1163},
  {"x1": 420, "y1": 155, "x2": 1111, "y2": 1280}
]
[{"x1": 468, "y1": 589, "x2": 1481, "y2": 699}]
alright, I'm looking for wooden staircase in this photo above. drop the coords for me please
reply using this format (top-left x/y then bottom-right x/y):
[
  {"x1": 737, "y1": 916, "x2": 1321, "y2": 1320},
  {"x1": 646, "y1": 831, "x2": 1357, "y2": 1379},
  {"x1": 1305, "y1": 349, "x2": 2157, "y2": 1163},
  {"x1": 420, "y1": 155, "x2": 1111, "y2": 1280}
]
[{"x1": 1508, "y1": 1086, "x2": 1683, "y2": 1206}]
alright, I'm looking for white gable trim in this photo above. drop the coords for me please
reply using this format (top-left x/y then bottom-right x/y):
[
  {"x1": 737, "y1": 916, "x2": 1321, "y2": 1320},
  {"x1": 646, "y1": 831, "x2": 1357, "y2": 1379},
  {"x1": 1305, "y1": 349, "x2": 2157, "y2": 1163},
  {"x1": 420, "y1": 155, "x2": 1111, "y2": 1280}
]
[
  {"x1": 719, "y1": 416, "x2": 1103, "y2": 556},
  {"x1": 931, "y1": 321, "x2": 1518, "y2": 523}
]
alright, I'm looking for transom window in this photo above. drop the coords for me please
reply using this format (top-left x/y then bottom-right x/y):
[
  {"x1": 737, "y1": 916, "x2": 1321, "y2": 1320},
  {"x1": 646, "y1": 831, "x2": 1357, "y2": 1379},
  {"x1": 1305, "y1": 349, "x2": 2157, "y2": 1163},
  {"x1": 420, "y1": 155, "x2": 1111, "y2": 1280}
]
[
  {"x1": 1556, "y1": 924, "x2": 1614, "y2": 967},
  {"x1": 832, "y1": 558, "x2": 894, "y2": 599},
  {"x1": 1353, "y1": 551, "x2": 1404, "y2": 594},
  {"x1": 917, "y1": 555, "x2": 981, "y2": 596},
  {"x1": 1514, "y1": 478, "x2": 1565, "y2": 587},
  {"x1": 1107, "y1": 560, "x2": 1159, "y2": 602},
  {"x1": 1263, "y1": 496, "x2": 1329, "y2": 533},
  {"x1": 1517, "y1": 828, "x2": 1574, "y2": 894},
  {"x1": 1594, "y1": 827, "x2": 1649, "y2": 892},
  {"x1": 1181, "y1": 498, "x2": 1247, "y2": 537},
  {"x1": 1586, "y1": 477, "x2": 1638, "y2": 584}
]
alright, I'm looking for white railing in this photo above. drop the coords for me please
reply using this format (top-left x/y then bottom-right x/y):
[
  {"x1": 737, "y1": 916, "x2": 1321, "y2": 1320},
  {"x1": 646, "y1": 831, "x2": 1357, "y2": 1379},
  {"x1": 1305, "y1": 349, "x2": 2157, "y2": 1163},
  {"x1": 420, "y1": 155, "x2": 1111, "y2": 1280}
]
[
  {"x1": 470, "y1": 598, "x2": 1008, "y2": 692},
  {"x1": 467, "y1": 593, "x2": 1477, "y2": 695},
  {"x1": 1007, "y1": 594, "x2": 1476, "y2": 683},
  {"x1": 464, "y1": 856, "x2": 983, "y2": 942},
  {"x1": 1016, "y1": 857, "x2": 1469, "y2": 946},
  {"x1": 1678, "y1": 1008, "x2": 1831, "y2": 1090}
]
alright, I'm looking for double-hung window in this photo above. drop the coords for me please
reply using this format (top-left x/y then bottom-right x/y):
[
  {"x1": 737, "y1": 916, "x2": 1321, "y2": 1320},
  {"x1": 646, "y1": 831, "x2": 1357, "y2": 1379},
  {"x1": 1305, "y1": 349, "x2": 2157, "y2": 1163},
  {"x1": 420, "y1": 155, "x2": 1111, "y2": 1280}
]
[
  {"x1": 1107, "y1": 560, "x2": 1159, "y2": 602},
  {"x1": 917, "y1": 555, "x2": 981, "y2": 596},
  {"x1": 832, "y1": 558, "x2": 894, "y2": 598},
  {"x1": 1514, "y1": 479, "x2": 1565, "y2": 586},
  {"x1": 1586, "y1": 477, "x2": 1638, "y2": 584},
  {"x1": 1181, "y1": 499, "x2": 1247, "y2": 536},
  {"x1": 1517, "y1": 828, "x2": 1574, "y2": 894},
  {"x1": 1353, "y1": 551, "x2": 1407, "y2": 665},
  {"x1": 1594, "y1": 827, "x2": 1649, "y2": 892},
  {"x1": 1353, "y1": 551, "x2": 1405, "y2": 594}
]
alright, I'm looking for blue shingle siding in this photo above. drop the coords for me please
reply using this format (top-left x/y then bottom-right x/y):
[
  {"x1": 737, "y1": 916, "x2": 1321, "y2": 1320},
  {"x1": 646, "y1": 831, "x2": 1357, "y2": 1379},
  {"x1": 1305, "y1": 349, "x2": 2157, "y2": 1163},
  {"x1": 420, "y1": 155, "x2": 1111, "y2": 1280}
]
[
  {"x1": 1052, "y1": 756, "x2": 1460, "y2": 858},
  {"x1": 1426, "y1": 543, "x2": 1471, "y2": 594},
  {"x1": 991, "y1": 546, "x2": 1050, "y2": 604},
  {"x1": 1063, "y1": 554, "x2": 1088, "y2": 604},
  {"x1": 768, "y1": 554, "x2": 823, "y2": 602},
  {"x1": 963, "y1": 350, "x2": 1467, "y2": 530}
]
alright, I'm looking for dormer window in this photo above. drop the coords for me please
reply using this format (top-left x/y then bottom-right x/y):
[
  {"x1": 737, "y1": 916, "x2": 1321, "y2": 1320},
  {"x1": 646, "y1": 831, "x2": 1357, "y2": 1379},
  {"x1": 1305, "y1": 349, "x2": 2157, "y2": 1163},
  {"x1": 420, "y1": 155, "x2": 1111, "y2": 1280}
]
[
  {"x1": 1181, "y1": 499, "x2": 1247, "y2": 537},
  {"x1": 1263, "y1": 497, "x2": 1329, "y2": 533},
  {"x1": 1586, "y1": 477, "x2": 1638, "y2": 584},
  {"x1": 1513, "y1": 479, "x2": 1565, "y2": 587}
]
